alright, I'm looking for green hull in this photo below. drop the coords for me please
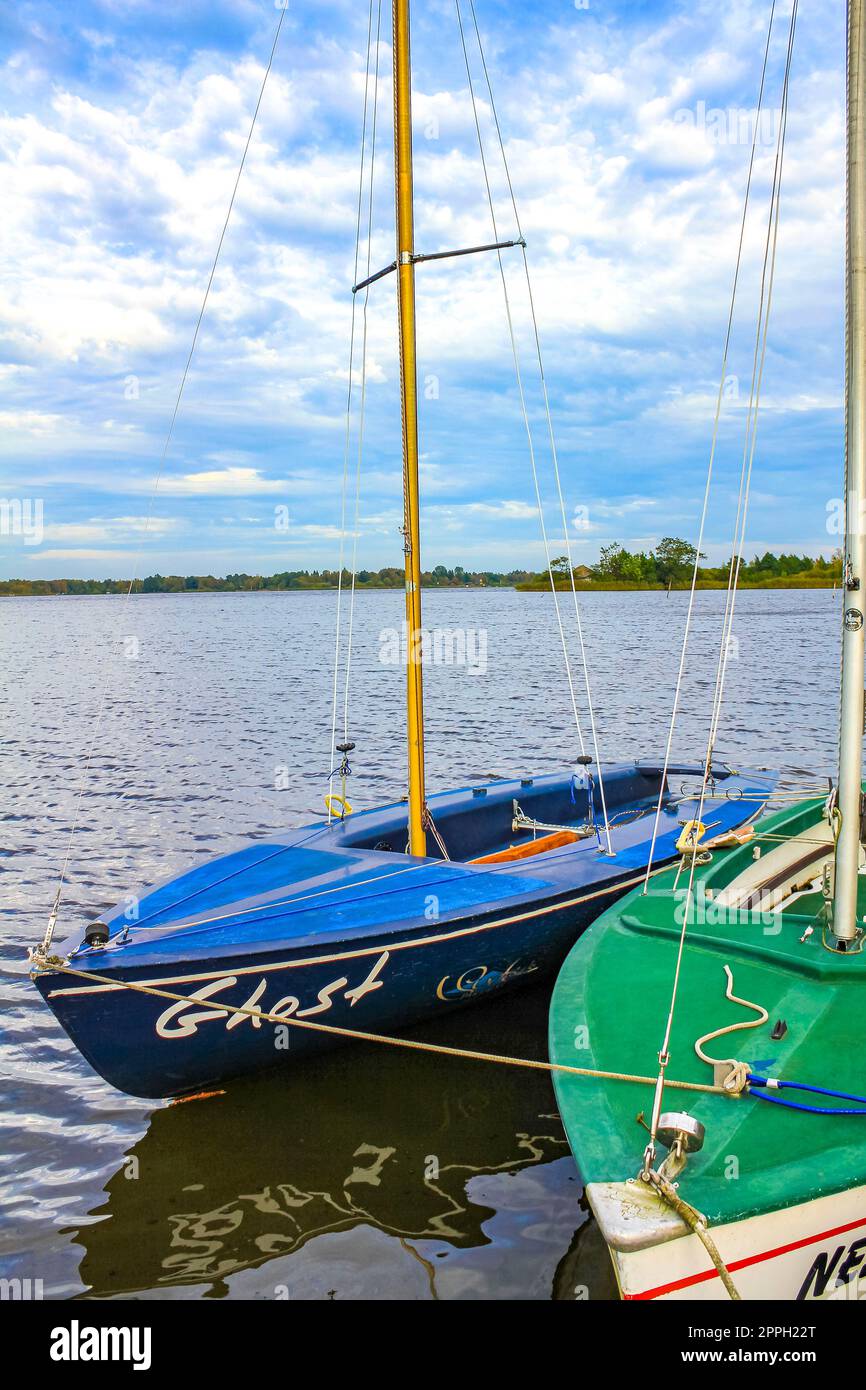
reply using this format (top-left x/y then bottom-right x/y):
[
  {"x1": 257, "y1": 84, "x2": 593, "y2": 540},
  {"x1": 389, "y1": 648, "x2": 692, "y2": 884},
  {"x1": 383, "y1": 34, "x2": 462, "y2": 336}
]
[{"x1": 549, "y1": 797, "x2": 866, "y2": 1243}]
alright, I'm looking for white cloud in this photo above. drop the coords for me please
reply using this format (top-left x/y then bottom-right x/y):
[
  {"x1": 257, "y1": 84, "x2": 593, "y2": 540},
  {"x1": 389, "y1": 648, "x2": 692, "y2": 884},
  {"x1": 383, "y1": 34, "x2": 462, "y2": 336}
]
[
  {"x1": 26, "y1": 548, "x2": 133, "y2": 561},
  {"x1": 39, "y1": 516, "x2": 178, "y2": 544},
  {"x1": 0, "y1": 409, "x2": 66, "y2": 435},
  {"x1": 463, "y1": 500, "x2": 538, "y2": 520},
  {"x1": 591, "y1": 496, "x2": 661, "y2": 517},
  {"x1": 158, "y1": 467, "x2": 293, "y2": 496},
  {"x1": 0, "y1": 0, "x2": 848, "y2": 576}
]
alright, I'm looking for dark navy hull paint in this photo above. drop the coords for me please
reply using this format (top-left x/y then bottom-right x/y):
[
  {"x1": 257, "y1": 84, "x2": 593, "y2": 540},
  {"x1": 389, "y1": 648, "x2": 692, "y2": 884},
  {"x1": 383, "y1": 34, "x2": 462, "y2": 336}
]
[
  {"x1": 32, "y1": 764, "x2": 775, "y2": 1097},
  {"x1": 37, "y1": 893, "x2": 604, "y2": 1096}
]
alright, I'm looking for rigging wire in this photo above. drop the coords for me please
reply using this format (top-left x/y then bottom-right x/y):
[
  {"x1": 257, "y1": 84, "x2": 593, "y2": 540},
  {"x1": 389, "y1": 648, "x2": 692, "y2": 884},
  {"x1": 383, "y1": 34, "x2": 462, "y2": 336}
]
[
  {"x1": 706, "y1": 36, "x2": 794, "y2": 758},
  {"x1": 455, "y1": 0, "x2": 614, "y2": 844},
  {"x1": 342, "y1": 0, "x2": 384, "y2": 745},
  {"x1": 328, "y1": 0, "x2": 379, "y2": 822},
  {"x1": 644, "y1": 0, "x2": 798, "y2": 1172},
  {"x1": 454, "y1": 0, "x2": 585, "y2": 763},
  {"x1": 838, "y1": 0, "x2": 852, "y2": 765},
  {"x1": 465, "y1": 0, "x2": 612, "y2": 852},
  {"x1": 642, "y1": 0, "x2": 780, "y2": 892},
  {"x1": 39, "y1": 4, "x2": 290, "y2": 953}
]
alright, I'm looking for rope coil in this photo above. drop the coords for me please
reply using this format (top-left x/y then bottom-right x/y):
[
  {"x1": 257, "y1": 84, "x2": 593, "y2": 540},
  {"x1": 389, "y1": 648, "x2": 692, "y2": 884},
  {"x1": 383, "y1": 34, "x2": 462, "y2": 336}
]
[{"x1": 693, "y1": 964, "x2": 768, "y2": 1095}]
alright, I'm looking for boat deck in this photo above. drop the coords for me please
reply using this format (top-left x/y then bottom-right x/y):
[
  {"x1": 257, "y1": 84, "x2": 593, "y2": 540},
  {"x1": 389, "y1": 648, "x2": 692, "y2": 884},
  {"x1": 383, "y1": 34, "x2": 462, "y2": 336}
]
[
  {"x1": 57, "y1": 764, "x2": 775, "y2": 970},
  {"x1": 549, "y1": 798, "x2": 866, "y2": 1231}
]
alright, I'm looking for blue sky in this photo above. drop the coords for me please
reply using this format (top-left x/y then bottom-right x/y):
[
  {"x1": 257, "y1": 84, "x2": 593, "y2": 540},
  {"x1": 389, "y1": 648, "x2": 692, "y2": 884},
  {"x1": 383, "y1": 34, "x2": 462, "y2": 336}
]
[{"x1": 0, "y1": 0, "x2": 846, "y2": 578}]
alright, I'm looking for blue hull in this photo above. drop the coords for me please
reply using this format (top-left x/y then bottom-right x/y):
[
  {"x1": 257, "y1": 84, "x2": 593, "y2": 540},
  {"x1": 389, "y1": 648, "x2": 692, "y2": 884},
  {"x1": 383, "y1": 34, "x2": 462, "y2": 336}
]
[{"x1": 32, "y1": 763, "x2": 775, "y2": 1097}]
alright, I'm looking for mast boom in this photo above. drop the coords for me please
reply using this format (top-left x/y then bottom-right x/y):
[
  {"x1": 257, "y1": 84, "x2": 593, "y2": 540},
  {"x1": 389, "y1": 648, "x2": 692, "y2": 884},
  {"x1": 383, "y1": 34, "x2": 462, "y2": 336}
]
[{"x1": 352, "y1": 237, "x2": 525, "y2": 295}]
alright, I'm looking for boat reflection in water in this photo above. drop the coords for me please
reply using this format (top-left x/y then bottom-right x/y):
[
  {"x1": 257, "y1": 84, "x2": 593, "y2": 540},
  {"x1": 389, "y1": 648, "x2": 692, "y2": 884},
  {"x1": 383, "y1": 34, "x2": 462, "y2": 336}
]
[{"x1": 70, "y1": 986, "x2": 615, "y2": 1300}]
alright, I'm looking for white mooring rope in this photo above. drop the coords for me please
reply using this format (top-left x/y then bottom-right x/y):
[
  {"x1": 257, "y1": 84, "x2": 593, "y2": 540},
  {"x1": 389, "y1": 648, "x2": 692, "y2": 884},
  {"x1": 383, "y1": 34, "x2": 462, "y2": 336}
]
[{"x1": 31, "y1": 957, "x2": 733, "y2": 1099}]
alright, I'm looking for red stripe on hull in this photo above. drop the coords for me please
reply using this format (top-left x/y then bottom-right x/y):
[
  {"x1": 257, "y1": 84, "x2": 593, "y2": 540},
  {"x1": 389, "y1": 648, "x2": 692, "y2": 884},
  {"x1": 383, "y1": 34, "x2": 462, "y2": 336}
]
[{"x1": 623, "y1": 1211, "x2": 866, "y2": 1300}]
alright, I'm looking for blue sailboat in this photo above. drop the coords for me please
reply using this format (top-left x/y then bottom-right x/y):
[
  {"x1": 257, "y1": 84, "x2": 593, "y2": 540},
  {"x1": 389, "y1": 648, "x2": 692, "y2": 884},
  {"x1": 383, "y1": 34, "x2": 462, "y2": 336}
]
[
  {"x1": 32, "y1": 763, "x2": 773, "y2": 1098},
  {"x1": 29, "y1": 1, "x2": 776, "y2": 1098}
]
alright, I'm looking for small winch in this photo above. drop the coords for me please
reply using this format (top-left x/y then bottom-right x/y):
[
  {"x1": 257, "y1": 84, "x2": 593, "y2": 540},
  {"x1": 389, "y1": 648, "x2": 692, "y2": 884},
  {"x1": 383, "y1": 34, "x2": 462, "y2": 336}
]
[{"x1": 84, "y1": 920, "x2": 110, "y2": 948}]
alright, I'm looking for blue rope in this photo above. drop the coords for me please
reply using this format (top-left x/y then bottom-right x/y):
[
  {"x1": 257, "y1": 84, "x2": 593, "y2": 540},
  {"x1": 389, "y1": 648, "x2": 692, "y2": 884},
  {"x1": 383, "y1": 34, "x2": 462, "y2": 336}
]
[
  {"x1": 327, "y1": 759, "x2": 353, "y2": 783},
  {"x1": 750, "y1": 1074, "x2": 866, "y2": 1116}
]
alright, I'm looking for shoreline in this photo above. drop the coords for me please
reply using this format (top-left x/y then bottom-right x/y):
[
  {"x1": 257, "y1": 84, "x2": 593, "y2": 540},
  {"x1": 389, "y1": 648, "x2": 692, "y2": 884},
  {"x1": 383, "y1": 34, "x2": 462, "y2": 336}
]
[
  {"x1": 0, "y1": 579, "x2": 839, "y2": 596},
  {"x1": 515, "y1": 578, "x2": 839, "y2": 592}
]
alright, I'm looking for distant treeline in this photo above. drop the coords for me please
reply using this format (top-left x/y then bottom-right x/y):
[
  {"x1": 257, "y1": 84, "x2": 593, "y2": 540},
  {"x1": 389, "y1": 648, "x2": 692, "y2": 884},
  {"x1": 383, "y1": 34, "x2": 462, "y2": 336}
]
[
  {"x1": 0, "y1": 547, "x2": 842, "y2": 597},
  {"x1": 0, "y1": 564, "x2": 536, "y2": 597},
  {"x1": 518, "y1": 540, "x2": 843, "y2": 590}
]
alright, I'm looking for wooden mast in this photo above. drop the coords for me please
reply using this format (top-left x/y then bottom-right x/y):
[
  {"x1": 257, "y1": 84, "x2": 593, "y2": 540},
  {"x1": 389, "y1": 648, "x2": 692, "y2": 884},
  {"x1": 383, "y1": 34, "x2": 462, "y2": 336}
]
[
  {"x1": 835, "y1": 0, "x2": 866, "y2": 944},
  {"x1": 393, "y1": 0, "x2": 427, "y2": 857}
]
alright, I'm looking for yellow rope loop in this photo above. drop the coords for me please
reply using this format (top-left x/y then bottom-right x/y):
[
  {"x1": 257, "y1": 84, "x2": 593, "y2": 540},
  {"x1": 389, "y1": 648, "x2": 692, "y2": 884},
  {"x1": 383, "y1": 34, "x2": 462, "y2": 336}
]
[
  {"x1": 675, "y1": 819, "x2": 708, "y2": 855},
  {"x1": 324, "y1": 792, "x2": 353, "y2": 819}
]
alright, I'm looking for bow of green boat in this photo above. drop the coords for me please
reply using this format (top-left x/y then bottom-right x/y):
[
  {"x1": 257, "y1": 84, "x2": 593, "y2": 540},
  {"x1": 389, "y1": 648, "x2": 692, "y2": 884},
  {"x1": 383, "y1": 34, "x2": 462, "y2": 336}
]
[{"x1": 549, "y1": 795, "x2": 866, "y2": 1299}]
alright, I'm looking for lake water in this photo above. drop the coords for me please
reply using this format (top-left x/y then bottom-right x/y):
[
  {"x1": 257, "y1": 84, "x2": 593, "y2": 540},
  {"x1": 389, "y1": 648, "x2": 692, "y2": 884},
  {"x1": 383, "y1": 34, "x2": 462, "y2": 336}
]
[{"x1": 0, "y1": 587, "x2": 842, "y2": 1300}]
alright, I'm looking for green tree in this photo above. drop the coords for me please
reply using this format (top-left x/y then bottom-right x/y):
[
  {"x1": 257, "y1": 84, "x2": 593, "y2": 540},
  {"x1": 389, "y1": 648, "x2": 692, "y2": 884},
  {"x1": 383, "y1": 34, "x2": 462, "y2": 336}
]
[
  {"x1": 594, "y1": 543, "x2": 628, "y2": 579},
  {"x1": 654, "y1": 537, "x2": 703, "y2": 585}
]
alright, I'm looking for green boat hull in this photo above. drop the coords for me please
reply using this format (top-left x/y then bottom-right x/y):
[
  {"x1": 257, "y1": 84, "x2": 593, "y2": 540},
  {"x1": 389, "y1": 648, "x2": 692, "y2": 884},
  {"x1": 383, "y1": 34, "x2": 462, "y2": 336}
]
[{"x1": 549, "y1": 796, "x2": 866, "y2": 1300}]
